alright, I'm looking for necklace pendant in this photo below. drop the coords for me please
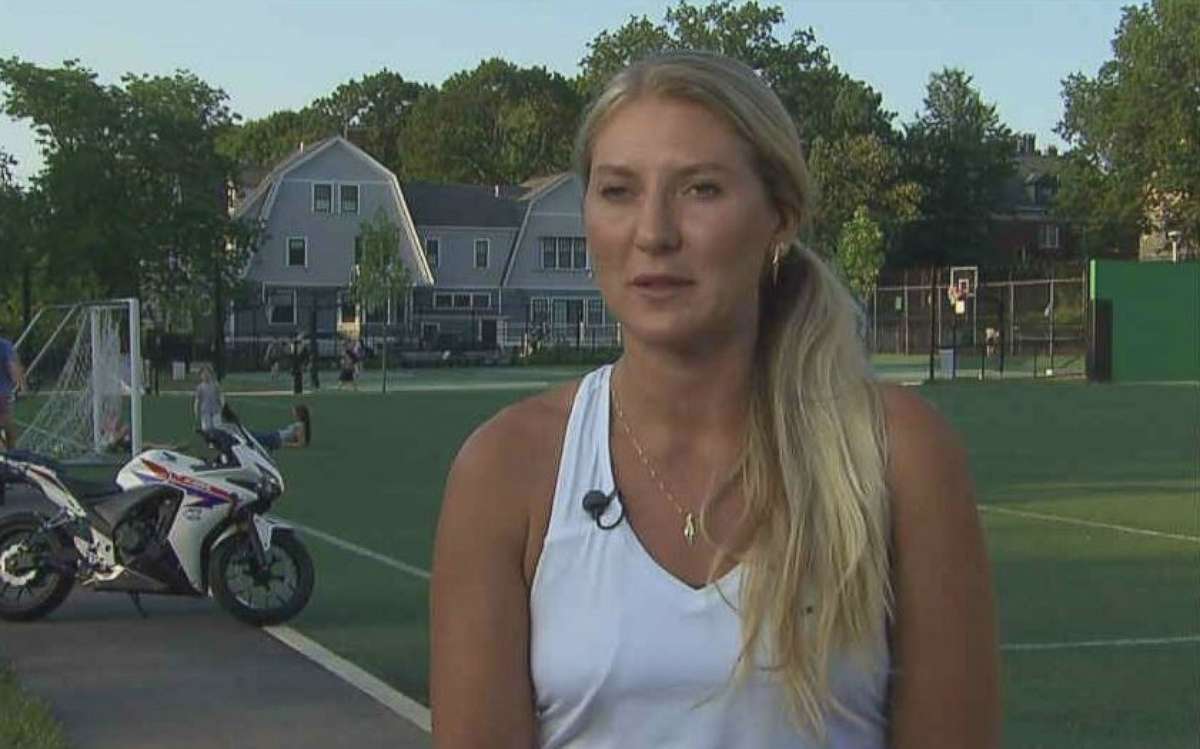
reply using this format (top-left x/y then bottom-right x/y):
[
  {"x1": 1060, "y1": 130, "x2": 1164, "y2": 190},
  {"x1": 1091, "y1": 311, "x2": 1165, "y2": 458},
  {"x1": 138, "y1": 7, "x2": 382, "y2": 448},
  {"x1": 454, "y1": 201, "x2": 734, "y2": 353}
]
[{"x1": 683, "y1": 512, "x2": 696, "y2": 545}]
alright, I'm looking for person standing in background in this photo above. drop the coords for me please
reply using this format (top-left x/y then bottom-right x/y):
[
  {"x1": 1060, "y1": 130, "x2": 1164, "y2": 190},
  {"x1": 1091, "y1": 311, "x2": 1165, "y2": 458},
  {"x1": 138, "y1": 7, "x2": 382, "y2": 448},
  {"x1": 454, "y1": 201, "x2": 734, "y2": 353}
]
[
  {"x1": 193, "y1": 364, "x2": 224, "y2": 432},
  {"x1": 0, "y1": 332, "x2": 26, "y2": 450}
]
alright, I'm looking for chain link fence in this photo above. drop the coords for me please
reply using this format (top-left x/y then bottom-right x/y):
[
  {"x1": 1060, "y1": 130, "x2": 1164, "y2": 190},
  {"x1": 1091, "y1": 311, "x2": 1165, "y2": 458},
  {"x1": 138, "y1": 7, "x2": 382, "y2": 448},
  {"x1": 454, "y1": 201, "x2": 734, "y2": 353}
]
[{"x1": 866, "y1": 268, "x2": 1089, "y2": 381}]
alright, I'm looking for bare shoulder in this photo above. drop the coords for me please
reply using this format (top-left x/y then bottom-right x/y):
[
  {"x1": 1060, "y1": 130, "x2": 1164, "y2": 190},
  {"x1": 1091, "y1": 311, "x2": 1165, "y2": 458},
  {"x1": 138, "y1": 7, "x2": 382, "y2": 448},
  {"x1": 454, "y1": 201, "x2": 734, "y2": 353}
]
[
  {"x1": 878, "y1": 384, "x2": 971, "y2": 501},
  {"x1": 449, "y1": 380, "x2": 577, "y2": 493},
  {"x1": 439, "y1": 379, "x2": 580, "y2": 577}
]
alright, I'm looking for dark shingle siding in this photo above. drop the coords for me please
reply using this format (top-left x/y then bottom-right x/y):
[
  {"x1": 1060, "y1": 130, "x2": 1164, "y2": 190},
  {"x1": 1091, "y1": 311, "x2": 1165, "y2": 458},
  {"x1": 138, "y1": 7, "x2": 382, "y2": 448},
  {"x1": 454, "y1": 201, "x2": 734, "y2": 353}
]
[{"x1": 402, "y1": 182, "x2": 526, "y2": 228}]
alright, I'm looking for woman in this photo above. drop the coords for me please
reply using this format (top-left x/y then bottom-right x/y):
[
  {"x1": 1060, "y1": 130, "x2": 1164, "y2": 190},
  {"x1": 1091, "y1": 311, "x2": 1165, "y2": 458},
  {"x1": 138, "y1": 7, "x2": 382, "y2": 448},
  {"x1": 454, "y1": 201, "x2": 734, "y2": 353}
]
[
  {"x1": 431, "y1": 51, "x2": 999, "y2": 748},
  {"x1": 233, "y1": 404, "x2": 311, "y2": 450}
]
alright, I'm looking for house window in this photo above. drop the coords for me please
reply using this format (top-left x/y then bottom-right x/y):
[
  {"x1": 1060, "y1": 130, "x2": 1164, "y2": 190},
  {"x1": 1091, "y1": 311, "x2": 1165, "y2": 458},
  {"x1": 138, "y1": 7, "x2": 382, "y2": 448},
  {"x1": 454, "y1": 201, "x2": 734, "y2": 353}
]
[
  {"x1": 541, "y1": 236, "x2": 588, "y2": 269},
  {"x1": 530, "y1": 297, "x2": 549, "y2": 324},
  {"x1": 340, "y1": 184, "x2": 359, "y2": 214},
  {"x1": 268, "y1": 289, "x2": 297, "y2": 325},
  {"x1": 340, "y1": 302, "x2": 357, "y2": 324},
  {"x1": 573, "y1": 237, "x2": 588, "y2": 270},
  {"x1": 426, "y1": 237, "x2": 440, "y2": 268},
  {"x1": 434, "y1": 293, "x2": 453, "y2": 309},
  {"x1": 453, "y1": 293, "x2": 472, "y2": 309},
  {"x1": 313, "y1": 183, "x2": 333, "y2": 213},
  {"x1": 472, "y1": 293, "x2": 491, "y2": 309},
  {"x1": 474, "y1": 239, "x2": 489, "y2": 269},
  {"x1": 587, "y1": 298, "x2": 605, "y2": 326},
  {"x1": 287, "y1": 237, "x2": 307, "y2": 267},
  {"x1": 1038, "y1": 224, "x2": 1060, "y2": 250},
  {"x1": 354, "y1": 236, "x2": 364, "y2": 266}
]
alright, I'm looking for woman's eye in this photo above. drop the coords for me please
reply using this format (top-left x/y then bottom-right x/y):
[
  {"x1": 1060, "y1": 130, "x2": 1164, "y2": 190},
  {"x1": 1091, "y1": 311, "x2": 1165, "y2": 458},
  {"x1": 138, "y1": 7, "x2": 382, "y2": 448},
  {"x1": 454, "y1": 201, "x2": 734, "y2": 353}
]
[
  {"x1": 687, "y1": 182, "x2": 721, "y2": 198},
  {"x1": 598, "y1": 185, "x2": 630, "y2": 200}
]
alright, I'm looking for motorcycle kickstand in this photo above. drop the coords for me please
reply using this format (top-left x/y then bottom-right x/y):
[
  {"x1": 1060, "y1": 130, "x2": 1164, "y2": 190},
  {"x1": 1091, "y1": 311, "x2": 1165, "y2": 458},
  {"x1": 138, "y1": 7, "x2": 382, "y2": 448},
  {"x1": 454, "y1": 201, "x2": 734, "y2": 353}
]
[{"x1": 128, "y1": 592, "x2": 149, "y2": 619}]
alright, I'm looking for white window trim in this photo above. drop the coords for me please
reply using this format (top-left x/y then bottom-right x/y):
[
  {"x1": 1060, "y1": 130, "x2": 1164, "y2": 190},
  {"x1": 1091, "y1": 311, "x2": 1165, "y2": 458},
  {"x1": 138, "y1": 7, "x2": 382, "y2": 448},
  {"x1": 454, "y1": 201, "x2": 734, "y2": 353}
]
[
  {"x1": 472, "y1": 292, "x2": 491, "y2": 309},
  {"x1": 339, "y1": 183, "x2": 360, "y2": 215},
  {"x1": 426, "y1": 236, "x2": 440, "y2": 268},
  {"x1": 540, "y1": 236, "x2": 588, "y2": 271},
  {"x1": 474, "y1": 238, "x2": 490, "y2": 269},
  {"x1": 433, "y1": 292, "x2": 454, "y2": 309},
  {"x1": 286, "y1": 236, "x2": 308, "y2": 268},
  {"x1": 268, "y1": 289, "x2": 298, "y2": 326},
  {"x1": 312, "y1": 182, "x2": 333, "y2": 214},
  {"x1": 1039, "y1": 224, "x2": 1060, "y2": 250}
]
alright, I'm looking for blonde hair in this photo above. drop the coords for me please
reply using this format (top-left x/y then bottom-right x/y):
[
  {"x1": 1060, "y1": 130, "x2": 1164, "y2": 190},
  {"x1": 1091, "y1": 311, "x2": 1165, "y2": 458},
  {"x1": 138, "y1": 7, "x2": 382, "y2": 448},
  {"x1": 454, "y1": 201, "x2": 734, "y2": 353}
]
[{"x1": 574, "y1": 51, "x2": 891, "y2": 737}]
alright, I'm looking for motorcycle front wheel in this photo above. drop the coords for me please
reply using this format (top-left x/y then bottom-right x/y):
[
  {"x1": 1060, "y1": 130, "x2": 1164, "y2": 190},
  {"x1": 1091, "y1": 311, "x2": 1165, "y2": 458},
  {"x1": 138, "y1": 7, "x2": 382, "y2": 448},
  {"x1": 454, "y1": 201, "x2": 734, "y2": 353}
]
[
  {"x1": 210, "y1": 530, "x2": 314, "y2": 626},
  {"x1": 0, "y1": 512, "x2": 75, "y2": 622}
]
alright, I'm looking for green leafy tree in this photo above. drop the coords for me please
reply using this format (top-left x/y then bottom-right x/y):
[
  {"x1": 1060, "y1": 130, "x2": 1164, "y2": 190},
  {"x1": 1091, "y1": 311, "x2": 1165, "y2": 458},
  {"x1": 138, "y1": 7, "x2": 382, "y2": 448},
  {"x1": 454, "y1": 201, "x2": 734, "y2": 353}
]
[
  {"x1": 0, "y1": 58, "x2": 263, "y2": 376},
  {"x1": 312, "y1": 70, "x2": 432, "y2": 175},
  {"x1": 835, "y1": 206, "x2": 885, "y2": 299},
  {"x1": 216, "y1": 108, "x2": 335, "y2": 172},
  {"x1": 349, "y1": 208, "x2": 411, "y2": 392},
  {"x1": 1056, "y1": 0, "x2": 1199, "y2": 254},
  {"x1": 400, "y1": 59, "x2": 582, "y2": 183},
  {"x1": 899, "y1": 68, "x2": 1016, "y2": 267}
]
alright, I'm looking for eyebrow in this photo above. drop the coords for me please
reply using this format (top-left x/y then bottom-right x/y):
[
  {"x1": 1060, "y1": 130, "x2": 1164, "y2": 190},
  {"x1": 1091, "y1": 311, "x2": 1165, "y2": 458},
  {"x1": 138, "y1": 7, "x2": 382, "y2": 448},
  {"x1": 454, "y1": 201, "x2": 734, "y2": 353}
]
[{"x1": 590, "y1": 162, "x2": 734, "y2": 178}]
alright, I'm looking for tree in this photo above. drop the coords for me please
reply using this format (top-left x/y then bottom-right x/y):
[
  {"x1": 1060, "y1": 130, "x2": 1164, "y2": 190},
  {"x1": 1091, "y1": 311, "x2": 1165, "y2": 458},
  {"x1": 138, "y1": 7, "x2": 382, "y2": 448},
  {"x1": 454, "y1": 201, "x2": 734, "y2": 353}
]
[
  {"x1": 1056, "y1": 0, "x2": 1199, "y2": 253},
  {"x1": 216, "y1": 108, "x2": 335, "y2": 172},
  {"x1": 899, "y1": 68, "x2": 1016, "y2": 267},
  {"x1": 834, "y1": 206, "x2": 885, "y2": 299},
  {"x1": 577, "y1": 2, "x2": 916, "y2": 256},
  {"x1": 312, "y1": 70, "x2": 432, "y2": 175},
  {"x1": 349, "y1": 208, "x2": 411, "y2": 392},
  {"x1": 399, "y1": 59, "x2": 583, "y2": 183},
  {"x1": 0, "y1": 58, "x2": 263, "y2": 375}
]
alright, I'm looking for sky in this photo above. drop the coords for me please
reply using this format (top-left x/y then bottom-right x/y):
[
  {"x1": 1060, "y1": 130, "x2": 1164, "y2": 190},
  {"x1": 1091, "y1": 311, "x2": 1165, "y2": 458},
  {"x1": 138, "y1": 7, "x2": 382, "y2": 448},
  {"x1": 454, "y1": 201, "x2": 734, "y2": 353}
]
[{"x1": 0, "y1": 0, "x2": 1130, "y2": 184}]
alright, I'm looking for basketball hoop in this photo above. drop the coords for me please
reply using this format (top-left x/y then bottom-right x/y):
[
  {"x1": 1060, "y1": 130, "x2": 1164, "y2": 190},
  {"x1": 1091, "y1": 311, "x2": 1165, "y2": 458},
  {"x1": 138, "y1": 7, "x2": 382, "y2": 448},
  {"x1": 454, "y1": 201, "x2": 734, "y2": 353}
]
[{"x1": 947, "y1": 284, "x2": 968, "y2": 315}]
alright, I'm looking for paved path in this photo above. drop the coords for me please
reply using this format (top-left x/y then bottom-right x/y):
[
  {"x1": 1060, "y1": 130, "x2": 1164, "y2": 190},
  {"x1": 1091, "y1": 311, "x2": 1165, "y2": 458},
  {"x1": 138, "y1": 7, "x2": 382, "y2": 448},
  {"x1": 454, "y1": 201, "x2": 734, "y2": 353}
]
[{"x1": 0, "y1": 487, "x2": 431, "y2": 749}]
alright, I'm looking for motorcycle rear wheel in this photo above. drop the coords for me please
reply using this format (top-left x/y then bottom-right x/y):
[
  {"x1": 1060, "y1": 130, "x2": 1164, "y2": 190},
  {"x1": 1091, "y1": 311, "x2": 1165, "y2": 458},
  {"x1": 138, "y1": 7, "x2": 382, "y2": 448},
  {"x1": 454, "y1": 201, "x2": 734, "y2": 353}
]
[
  {"x1": 210, "y1": 530, "x2": 314, "y2": 626},
  {"x1": 0, "y1": 513, "x2": 74, "y2": 622}
]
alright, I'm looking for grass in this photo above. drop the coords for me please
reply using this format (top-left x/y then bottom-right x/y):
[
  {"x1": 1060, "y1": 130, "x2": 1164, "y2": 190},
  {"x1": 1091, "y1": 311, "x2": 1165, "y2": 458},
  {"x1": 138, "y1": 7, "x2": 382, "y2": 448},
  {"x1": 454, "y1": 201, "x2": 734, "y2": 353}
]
[
  {"x1": 0, "y1": 663, "x2": 71, "y2": 749},
  {"x1": 10, "y1": 366, "x2": 1200, "y2": 747}
]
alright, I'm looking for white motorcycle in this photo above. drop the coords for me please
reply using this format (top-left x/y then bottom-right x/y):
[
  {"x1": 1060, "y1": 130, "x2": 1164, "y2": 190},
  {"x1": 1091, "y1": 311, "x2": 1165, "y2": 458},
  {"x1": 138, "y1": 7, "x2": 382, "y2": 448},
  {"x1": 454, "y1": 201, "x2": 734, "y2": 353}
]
[{"x1": 0, "y1": 411, "x2": 314, "y2": 625}]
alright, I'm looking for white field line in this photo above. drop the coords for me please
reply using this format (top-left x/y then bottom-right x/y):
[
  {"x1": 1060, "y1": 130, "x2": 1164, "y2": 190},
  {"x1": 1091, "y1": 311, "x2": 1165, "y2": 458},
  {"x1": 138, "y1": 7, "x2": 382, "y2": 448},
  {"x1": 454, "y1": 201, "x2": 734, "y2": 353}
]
[
  {"x1": 153, "y1": 380, "x2": 555, "y2": 397},
  {"x1": 263, "y1": 625, "x2": 431, "y2": 733},
  {"x1": 290, "y1": 521, "x2": 1199, "y2": 654},
  {"x1": 980, "y1": 505, "x2": 1200, "y2": 545},
  {"x1": 1002, "y1": 635, "x2": 1200, "y2": 652},
  {"x1": 285, "y1": 520, "x2": 430, "y2": 580}
]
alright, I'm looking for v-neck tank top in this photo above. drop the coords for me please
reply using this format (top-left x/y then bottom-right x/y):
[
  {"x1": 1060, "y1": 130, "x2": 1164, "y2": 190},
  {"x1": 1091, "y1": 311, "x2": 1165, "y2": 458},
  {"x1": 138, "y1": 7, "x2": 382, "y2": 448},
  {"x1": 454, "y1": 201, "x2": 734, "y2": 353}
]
[{"x1": 529, "y1": 365, "x2": 890, "y2": 748}]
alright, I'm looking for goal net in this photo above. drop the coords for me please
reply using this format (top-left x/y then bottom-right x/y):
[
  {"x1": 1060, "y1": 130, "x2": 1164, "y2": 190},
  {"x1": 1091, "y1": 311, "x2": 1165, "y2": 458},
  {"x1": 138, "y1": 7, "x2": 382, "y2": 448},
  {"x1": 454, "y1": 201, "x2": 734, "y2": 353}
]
[{"x1": 14, "y1": 299, "x2": 142, "y2": 464}]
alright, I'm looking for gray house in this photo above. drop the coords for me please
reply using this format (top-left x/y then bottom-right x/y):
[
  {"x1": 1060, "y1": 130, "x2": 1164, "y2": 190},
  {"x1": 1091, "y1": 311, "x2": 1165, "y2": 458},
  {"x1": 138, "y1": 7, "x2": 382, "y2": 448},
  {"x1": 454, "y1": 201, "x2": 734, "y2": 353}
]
[
  {"x1": 231, "y1": 136, "x2": 435, "y2": 352},
  {"x1": 232, "y1": 136, "x2": 613, "y2": 355}
]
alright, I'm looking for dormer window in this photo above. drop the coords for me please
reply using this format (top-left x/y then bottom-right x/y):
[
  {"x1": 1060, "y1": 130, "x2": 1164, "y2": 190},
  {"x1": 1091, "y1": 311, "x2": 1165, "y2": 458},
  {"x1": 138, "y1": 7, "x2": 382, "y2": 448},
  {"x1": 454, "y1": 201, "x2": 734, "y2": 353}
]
[
  {"x1": 340, "y1": 184, "x2": 359, "y2": 214},
  {"x1": 313, "y1": 183, "x2": 333, "y2": 213}
]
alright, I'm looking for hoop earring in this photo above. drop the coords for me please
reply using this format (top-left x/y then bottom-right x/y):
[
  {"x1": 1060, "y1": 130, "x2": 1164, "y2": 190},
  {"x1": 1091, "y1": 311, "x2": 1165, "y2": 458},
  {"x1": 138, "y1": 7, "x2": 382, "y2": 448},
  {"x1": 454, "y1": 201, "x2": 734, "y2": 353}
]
[{"x1": 771, "y1": 242, "x2": 786, "y2": 285}]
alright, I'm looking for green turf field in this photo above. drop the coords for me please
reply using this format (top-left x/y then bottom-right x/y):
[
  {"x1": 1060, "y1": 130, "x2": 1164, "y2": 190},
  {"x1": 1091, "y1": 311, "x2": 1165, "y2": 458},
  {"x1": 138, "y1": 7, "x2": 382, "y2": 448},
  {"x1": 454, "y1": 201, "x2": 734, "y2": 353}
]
[{"x1": 11, "y1": 367, "x2": 1199, "y2": 747}]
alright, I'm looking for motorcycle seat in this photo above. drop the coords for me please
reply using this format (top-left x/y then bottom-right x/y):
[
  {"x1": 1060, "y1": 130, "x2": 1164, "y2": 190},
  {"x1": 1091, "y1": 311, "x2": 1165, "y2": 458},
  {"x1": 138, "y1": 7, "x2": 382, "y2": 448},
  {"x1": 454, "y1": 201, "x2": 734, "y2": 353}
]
[{"x1": 60, "y1": 475, "x2": 124, "y2": 501}]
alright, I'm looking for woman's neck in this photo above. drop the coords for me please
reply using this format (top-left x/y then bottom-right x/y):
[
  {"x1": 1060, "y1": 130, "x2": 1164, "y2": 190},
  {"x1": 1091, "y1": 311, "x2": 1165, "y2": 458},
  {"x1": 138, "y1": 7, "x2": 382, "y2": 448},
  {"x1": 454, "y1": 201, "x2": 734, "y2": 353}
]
[{"x1": 611, "y1": 337, "x2": 756, "y2": 452}]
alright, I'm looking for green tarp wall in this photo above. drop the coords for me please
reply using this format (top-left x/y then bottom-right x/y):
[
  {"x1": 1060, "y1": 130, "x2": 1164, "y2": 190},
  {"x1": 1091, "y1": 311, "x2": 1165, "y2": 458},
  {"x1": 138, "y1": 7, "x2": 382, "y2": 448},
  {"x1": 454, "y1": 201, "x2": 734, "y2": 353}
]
[{"x1": 1090, "y1": 260, "x2": 1199, "y2": 382}]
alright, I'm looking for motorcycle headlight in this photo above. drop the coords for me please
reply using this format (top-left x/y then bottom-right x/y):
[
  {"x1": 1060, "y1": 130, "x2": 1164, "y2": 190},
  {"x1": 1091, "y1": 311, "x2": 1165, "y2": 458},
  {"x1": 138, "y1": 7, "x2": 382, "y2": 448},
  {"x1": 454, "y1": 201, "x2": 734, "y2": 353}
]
[{"x1": 257, "y1": 475, "x2": 282, "y2": 501}]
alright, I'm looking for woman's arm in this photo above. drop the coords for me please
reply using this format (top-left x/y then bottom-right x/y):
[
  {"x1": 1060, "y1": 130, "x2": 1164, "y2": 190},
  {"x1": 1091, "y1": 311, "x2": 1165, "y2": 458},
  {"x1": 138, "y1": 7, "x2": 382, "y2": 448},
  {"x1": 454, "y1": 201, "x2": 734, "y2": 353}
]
[
  {"x1": 430, "y1": 409, "x2": 539, "y2": 749},
  {"x1": 883, "y1": 386, "x2": 1001, "y2": 749}
]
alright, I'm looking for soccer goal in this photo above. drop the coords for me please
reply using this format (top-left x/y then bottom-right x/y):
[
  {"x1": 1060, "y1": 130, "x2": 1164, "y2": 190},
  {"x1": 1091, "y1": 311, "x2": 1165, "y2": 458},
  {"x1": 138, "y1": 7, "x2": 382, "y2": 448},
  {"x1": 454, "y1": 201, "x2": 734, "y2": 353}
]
[{"x1": 14, "y1": 299, "x2": 143, "y2": 464}]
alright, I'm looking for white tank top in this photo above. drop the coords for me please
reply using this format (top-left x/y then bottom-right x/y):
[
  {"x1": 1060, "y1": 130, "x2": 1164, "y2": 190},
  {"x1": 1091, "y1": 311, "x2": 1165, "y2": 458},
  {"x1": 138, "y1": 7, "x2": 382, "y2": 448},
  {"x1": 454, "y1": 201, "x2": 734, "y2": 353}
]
[{"x1": 530, "y1": 365, "x2": 890, "y2": 748}]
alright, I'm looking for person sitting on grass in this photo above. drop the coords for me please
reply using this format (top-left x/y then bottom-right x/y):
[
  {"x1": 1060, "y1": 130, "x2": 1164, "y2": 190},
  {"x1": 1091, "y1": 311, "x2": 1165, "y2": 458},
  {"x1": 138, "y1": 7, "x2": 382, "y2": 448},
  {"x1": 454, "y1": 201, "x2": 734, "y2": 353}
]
[{"x1": 220, "y1": 404, "x2": 311, "y2": 451}]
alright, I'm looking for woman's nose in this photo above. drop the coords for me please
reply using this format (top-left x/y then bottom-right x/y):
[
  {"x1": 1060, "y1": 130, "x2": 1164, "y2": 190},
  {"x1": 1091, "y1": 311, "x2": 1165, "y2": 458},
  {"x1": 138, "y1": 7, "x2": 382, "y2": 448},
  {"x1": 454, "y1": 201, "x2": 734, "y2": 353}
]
[{"x1": 632, "y1": 191, "x2": 681, "y2": 254}]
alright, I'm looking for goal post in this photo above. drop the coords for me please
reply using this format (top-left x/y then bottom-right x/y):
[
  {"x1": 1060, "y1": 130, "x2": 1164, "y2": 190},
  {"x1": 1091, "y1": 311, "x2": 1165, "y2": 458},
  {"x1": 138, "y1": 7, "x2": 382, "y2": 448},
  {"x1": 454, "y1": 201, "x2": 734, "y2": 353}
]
[{"x1": 14, "y1": 298, "x2": 143, "y2": 464}]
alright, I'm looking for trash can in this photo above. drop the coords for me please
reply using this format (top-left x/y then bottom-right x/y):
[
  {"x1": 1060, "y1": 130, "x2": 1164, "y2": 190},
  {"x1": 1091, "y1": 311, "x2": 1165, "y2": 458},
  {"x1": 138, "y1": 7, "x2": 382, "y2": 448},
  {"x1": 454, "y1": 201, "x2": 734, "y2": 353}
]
[{"x1": 938, "y1": 347, "x2": 956, "y2": 378}]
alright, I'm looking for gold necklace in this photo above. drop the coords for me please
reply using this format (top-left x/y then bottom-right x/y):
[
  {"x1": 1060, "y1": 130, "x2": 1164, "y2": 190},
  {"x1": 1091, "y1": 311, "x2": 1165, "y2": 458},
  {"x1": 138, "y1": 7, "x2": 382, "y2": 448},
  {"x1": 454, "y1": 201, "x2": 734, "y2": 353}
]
[{"x1": 610, "y1": 378, "x2": 738, "y2": 546}]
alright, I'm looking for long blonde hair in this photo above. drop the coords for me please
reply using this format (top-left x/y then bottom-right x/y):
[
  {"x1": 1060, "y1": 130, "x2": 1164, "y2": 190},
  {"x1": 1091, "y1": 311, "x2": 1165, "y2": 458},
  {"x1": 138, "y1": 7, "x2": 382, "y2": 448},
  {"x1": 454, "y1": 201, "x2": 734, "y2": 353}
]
[{"x1": 574, "y1": 51, "x2": 891, "y2": 737}]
